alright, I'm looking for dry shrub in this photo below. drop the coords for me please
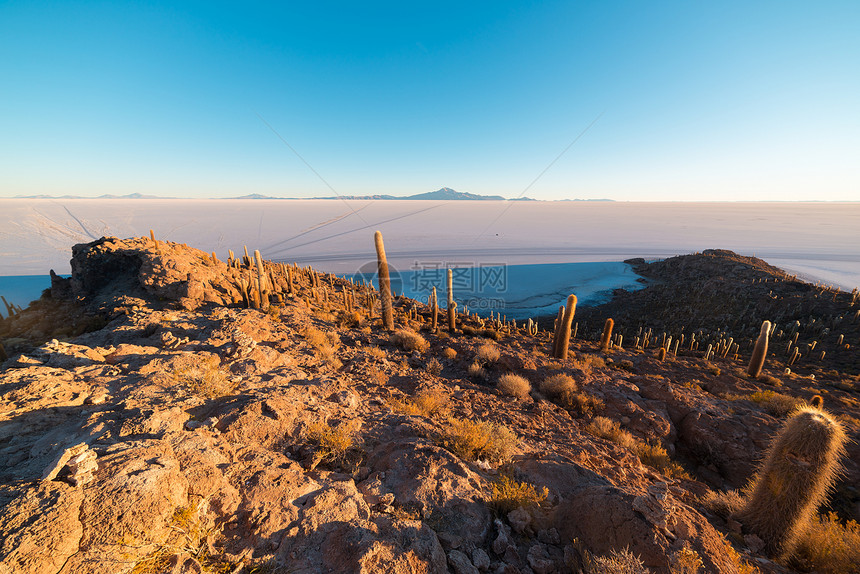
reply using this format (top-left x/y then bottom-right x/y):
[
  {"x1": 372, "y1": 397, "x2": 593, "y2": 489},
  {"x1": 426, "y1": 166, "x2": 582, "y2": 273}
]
[
  {"x1": 669, "y1": 543, "x2": 703, "y2": 574},
  {"x1": 366, "y1": 346, "x2": 386, "y2": 360},
  {"x1": 488, "y1": 474, "x2": 548, "y2": 516},
  {"x1": 390, "y1": 328, "x2": 429, "y2": 353},
  {"x1": 568, "y1": 392, "x2": 605, "y2": 417},
  {"x1": 703, "y1": 362, "x2": 721, "y2": 376},
  {"x1": 586, "y1": 417, "x2": 638, "y2": 450},
  {"x1": 303, "y1": 326, "x2": 342, "y2": 368},
  {"x1": 425, "y1": 357, "x2": 443, "y2": 375},
  {"x1": 717, "y1": 534, "x2": 760, "y2": 574},
  {"x1": 586, "y1": 548, "x2": 651, "y2": 573},
  {"x1": 573, "y1": 355, "x2": 606, "y2": 373},
  {"x1": 795, "y1": 512, "x2": 860, "y2": 574},
  {"x1": 367, "y1": 366, "x2": 388, "y2": 385},
  {"x1": 312, "y1": 309, "x2": 336, "y2": 322},
  {"x1": 636, "y1": 442, "x2": 690, "y2": 480},
  {"x1": 391, "y1": 390, "x2": 446, "y2": 418},
  {"x1": 701, "y1": 489, "x2": 745, "y2": 518},
  {"x1": 441, "y1": 347, "x2": 457, "y2": 360},
  {"x1": 758, "y1": 374, "x2": 782, "y2": 386},
  {"x1": 438, "y1": 417, "x2": 517, "y2": 463},
  {"x1": 304, "y1": 422, "x2": 358, "y2": 468},
  {"x1": 131, "y1": 504, "x2": 228, "y2": 574},
  {"x1": 339, "y1": 310, "x2": 364, "y2": 328},
  {"x1": 174, "y1": 355, "x2": 232, "y2": 398},
  {"x1": 749, "y1": 390, "x2": 803, "y2": 417},
  {"x1": 540, "y1": 373, "x2": 578, "y2": 397},
  {"x1": 468, "y1": 361, "x2": 486, "y2": 379},
  {"x1": 586, "y1": 417, "x2": 688, "y2": 478},
  {"x1": 476, "y1": 343, "x2": 500, "y2": 364},
  {"x1": 497, "y1": 373, "x2": 531, "y2": 399}
]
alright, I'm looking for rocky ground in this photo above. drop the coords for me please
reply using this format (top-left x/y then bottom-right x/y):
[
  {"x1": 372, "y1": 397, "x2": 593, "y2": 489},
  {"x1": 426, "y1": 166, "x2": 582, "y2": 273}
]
[{"x1": 0, "y1": 237, "x2": 858, "y2": 574}]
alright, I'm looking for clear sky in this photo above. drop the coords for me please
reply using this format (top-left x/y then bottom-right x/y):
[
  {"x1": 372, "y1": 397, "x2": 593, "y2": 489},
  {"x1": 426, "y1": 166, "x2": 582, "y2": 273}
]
[{"x1": 1, "y1": 1, "x2": 858, "y2": 201}]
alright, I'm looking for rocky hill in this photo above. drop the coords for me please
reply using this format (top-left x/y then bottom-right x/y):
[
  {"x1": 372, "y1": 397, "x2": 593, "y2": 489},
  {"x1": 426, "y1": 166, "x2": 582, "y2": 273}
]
[{"x1": 0, "y1": 237, "x2": 858, "y2": 574}]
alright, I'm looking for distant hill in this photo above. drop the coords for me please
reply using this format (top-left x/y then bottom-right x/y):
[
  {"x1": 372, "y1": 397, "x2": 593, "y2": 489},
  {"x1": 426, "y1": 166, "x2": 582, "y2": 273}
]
[
  {"x1": 314, "y1": 187, "x2": 506, "y2": 201},
  {"x1": 10, "y1": 189, "x2": 610, "y2": 201}
]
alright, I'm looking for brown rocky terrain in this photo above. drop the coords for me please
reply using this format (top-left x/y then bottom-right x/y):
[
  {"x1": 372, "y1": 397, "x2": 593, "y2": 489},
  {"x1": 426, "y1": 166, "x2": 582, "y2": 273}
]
[{"x1": 1, "y1": 236, "x2": 858, "y2": 574}]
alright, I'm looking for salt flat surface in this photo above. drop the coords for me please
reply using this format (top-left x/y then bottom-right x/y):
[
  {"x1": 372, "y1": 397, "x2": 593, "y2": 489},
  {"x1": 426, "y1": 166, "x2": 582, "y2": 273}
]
[
  {"x1": 1, "y1": 198, "x2": 858, "y2": 290},
  {"x1": 0, "y1": 275, "x2": 53, "y2": 318},
  {"x1": 354, "y1": 261, "x2": 645, "y2": 320}
]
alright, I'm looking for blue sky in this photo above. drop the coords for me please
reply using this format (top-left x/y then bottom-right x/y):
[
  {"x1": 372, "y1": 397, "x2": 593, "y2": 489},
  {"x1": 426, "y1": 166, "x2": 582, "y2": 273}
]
[{"x1": 1, "y1": 1, "x2": 858, "y2": 200}]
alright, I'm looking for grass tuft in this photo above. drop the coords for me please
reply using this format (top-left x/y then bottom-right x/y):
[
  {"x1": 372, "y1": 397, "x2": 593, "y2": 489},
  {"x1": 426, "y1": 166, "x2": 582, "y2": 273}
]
[
  {"x1": 437, "y1": 417, "x2": 517, "y2": 463},
  {"x1": 497, "y1": 373, "x2": 531, "y2": 399},
  {"x1": 488, "y1": 474, "x2": 548, "y2": 516},
  {"x1": 540, "y1": 373, "x2": 578, "y2": 398},
  {"x1": 795, "y1": 512, "x2": 860, "y2": 574},
  {"x1": 476, "y1": 343, "x2": 500, "y2": 364},
  {"x1": 390, "y1": 328, "x2": 429, "y2": 353}
]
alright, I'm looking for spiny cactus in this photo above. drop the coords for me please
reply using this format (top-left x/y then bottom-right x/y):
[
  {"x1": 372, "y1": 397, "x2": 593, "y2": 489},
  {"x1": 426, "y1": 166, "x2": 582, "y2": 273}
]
[
  {"x1": 446, "y1": 268, "x2": 456, "y2": 332},
  {"x1": 253, "y1": 250, "x2": 270, "y2": 310},
  {"x1": 551, "y1": 306, "x2": 564, "y2": 354},
  {"x1": 657, "y1": 347, "x2": 667, "y2": 362},
  {"x1": 430, "y1": 286, "x2": 438, "y2": 333},
  {"x1": 747, "y1": 320, "x2": 771, "y2": 378},
  {"x1": 810, "y1": 395, "x2": 823, "y2": 409},
  {"x1": 599, "y1": 318, "x2": 614, "y2": 352},
  {"x1": 553, "y1": 295, "x2": 577, "y2": 359},
  {"x1": 737, "y1": 406, "x2": 847, "y2": 559},
  {"x1": 374, "y1": 231, "x2": 394, "y2": 330}
]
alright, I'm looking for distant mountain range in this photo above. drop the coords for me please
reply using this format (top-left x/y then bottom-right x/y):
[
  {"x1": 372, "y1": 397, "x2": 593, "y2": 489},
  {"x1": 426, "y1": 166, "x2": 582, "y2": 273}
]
[
  {"x1": 13, "y1": 188, "x2": 615, "y2": 202},
  {"x1": 308, "y1": 187, "x2": 508, "y2": 201}
]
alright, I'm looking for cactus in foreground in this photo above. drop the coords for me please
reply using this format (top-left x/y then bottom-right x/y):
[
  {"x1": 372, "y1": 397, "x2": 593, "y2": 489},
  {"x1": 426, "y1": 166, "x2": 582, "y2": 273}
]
[
  {"x1": 599, "y1": 318, "x2": 614, "y2": 352},
  {"x1": 374, "y1": 231, "x2": 394, "y2": 330},
  {"x1": 747, "y1": 320, "x2": 771, "y2": 378},
  {"x1": 553, "y1": 295, "x2": 577, "y2": 359},
  {"x1": 737, "y1": 406, "x2": 847, "y2": 559}
]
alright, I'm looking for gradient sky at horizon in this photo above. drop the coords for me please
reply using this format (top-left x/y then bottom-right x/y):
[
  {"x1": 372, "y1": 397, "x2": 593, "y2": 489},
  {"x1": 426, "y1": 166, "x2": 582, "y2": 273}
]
[{"x1": 1, "y1": 1, "x2": 858, "y2": 201}]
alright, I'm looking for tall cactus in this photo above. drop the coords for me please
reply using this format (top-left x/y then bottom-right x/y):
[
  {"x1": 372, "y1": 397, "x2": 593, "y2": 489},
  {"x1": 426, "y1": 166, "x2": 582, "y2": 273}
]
[
  {"x1": 431, "y1": 286, "x2": 438, "y2": 333},
  {"x1": 374, "y1": 231, "x2": 394, "y2": 330},
  {"x1": 446, "y1": 268, "x2": 456, "y2": 332},
  {"x1": 254, "y1": 250, "x2": 270, "y2": 310},
  {"x1": 553, "y1": 295, "x2": 577, "y2": 359},
  {"x1": 747, "y1": 320, "x2": 771, "y2": 378},
  {"x1": 551, "y1": 306, "x2": 564, "y2": 355},
  {"x1": 599, "y1": 318, "x2": 614, "y2": 352},
  {"x1": 737, "y1": 406, "x2": 847, "y2": 558}
]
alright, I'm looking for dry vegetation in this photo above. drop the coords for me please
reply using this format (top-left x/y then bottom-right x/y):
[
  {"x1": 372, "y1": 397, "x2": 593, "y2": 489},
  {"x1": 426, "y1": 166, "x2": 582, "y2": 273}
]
[
  {"x1": 437, "y1": 417, "x2": 518, "y2": 463},
  {"x1": 540, "y1": 373, "x2": 577, "y2": 398},
  {"x1": 587, "y1": 417, "x2": 689, "y2": 479},
  {"x1": 303, "y1": 326, "x2": 342, "y2": 368},
  {"x1": 488, "y1": 474, "x2": 548, "y2": 516},
  {"x1": 390, "y1": 328, "x2": 429, "y2": 352},
  {"x1": 497, "y1": 373, "x2": 531, "y2": 399},
  {"x1": 172, "y1": 355, "x2": 232, "y2": 398},
  {"x1": 795, "y1": 512, "x2": 860, "y2": 574},
  {"x1": 390, "y1": 390, "x2": 447, "y2": 418}
]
